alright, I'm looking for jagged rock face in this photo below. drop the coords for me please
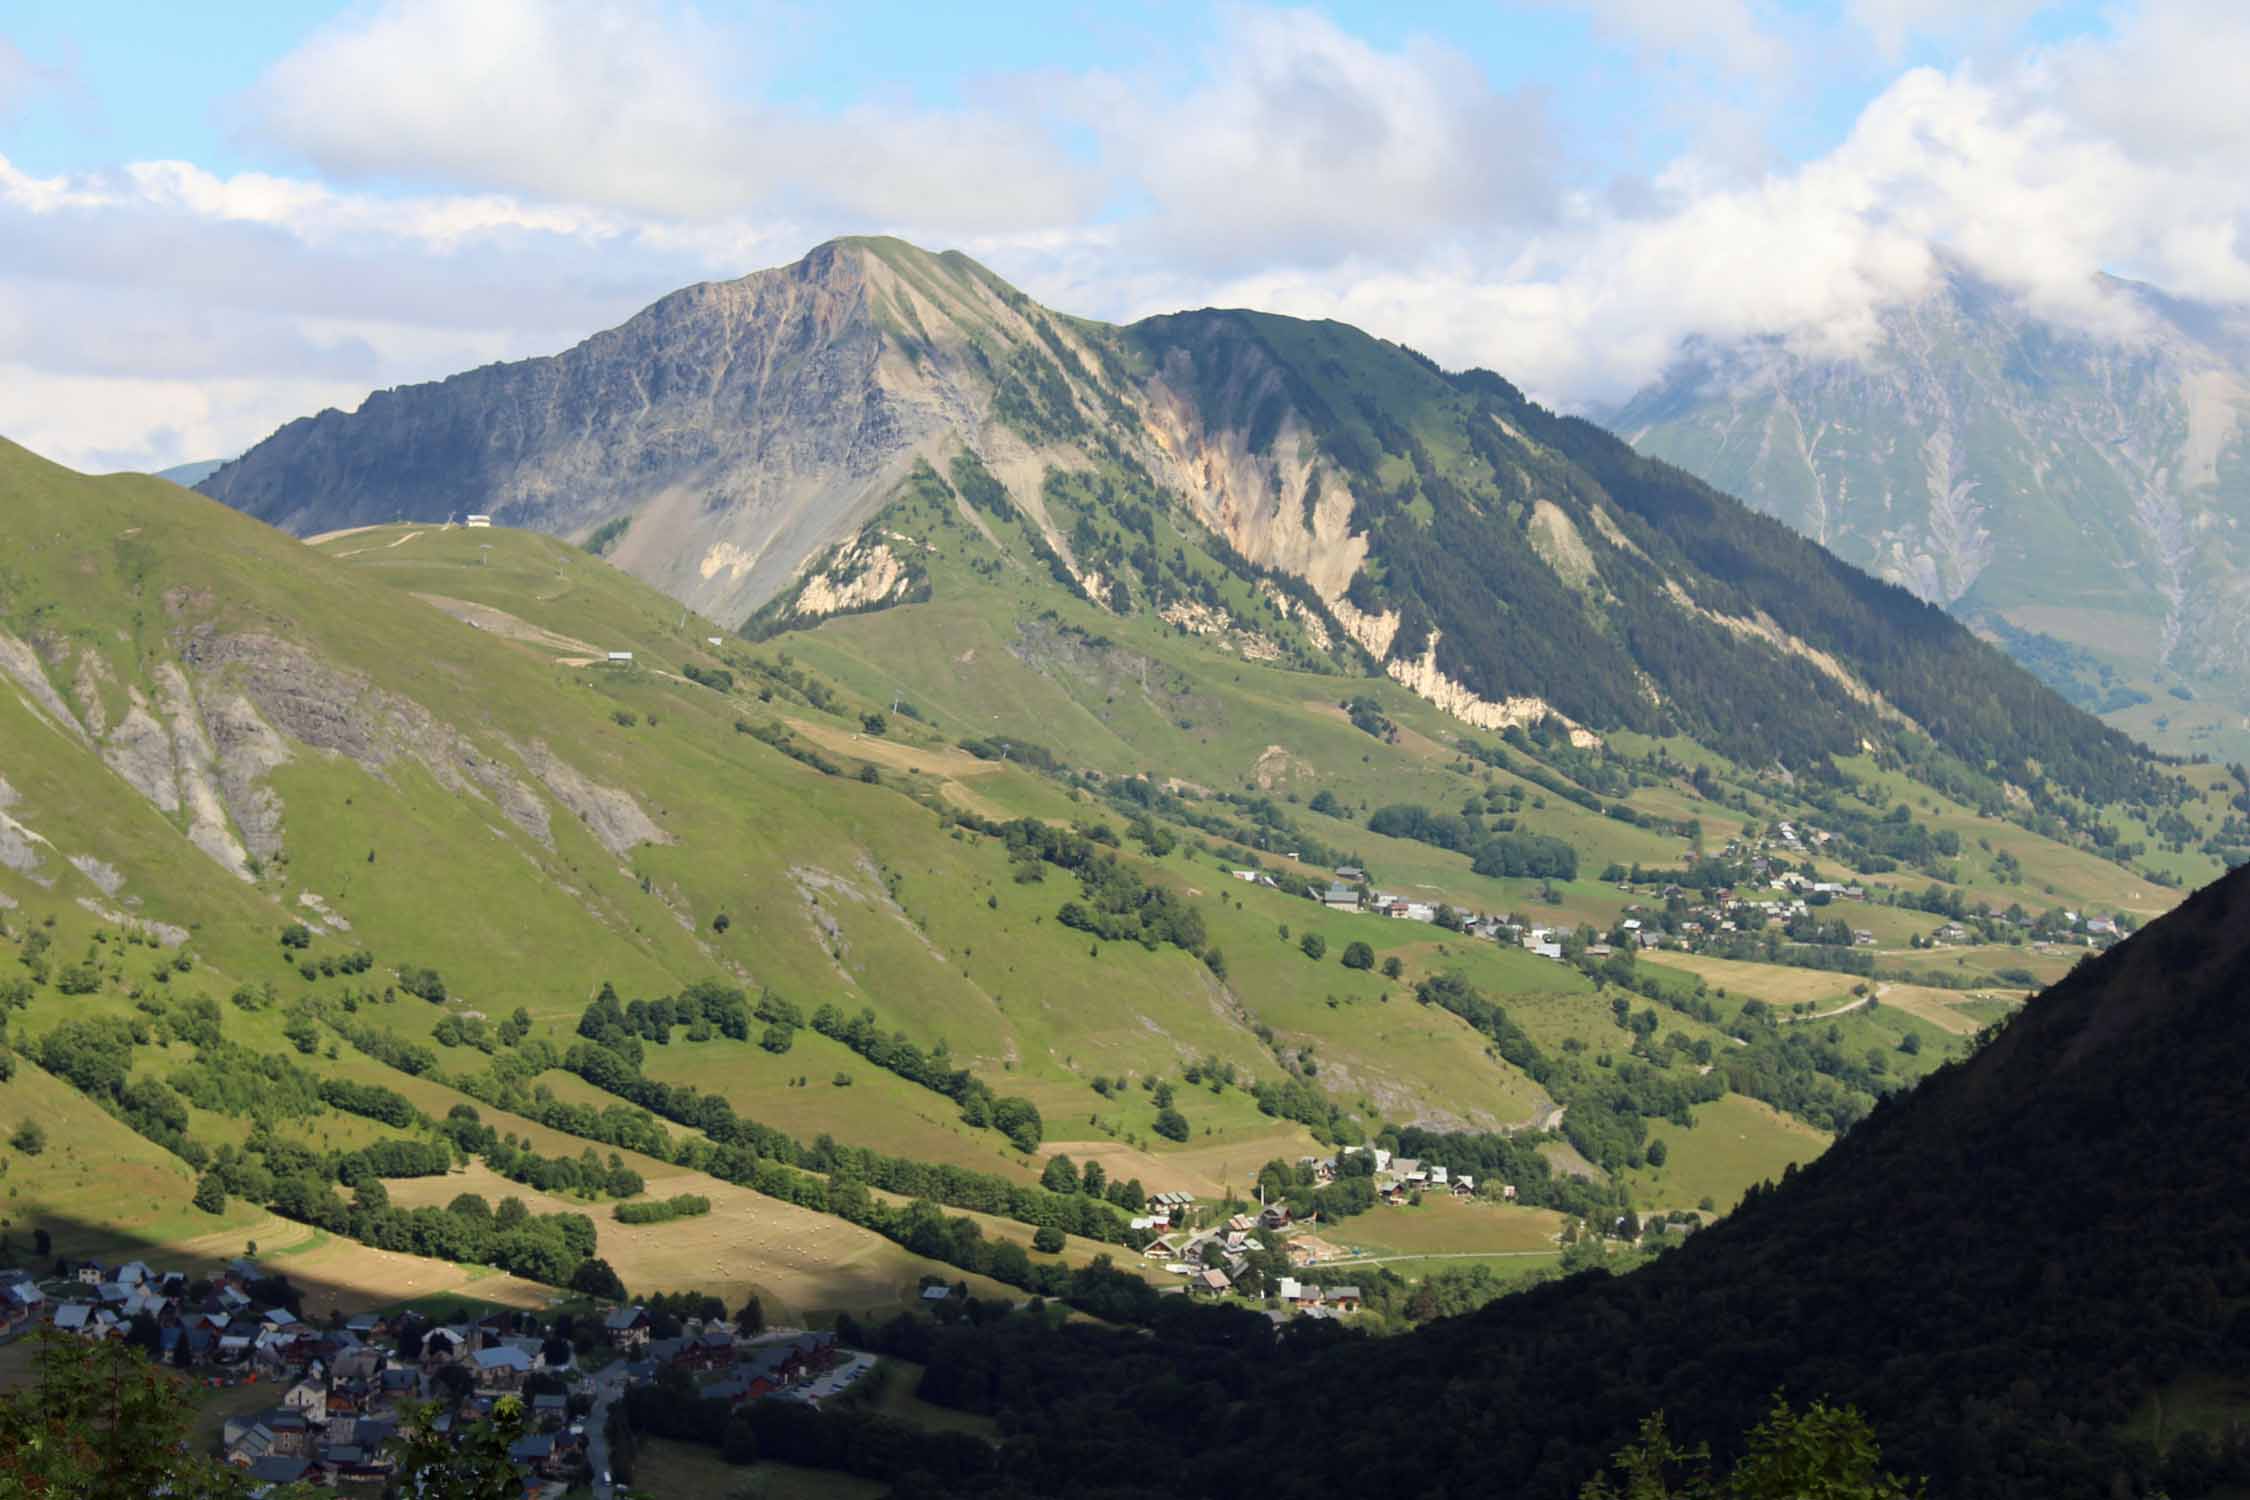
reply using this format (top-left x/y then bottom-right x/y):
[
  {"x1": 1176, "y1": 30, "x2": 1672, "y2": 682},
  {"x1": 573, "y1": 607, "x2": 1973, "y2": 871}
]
[
  {"x1": 1615, "y1": 267, "x2": 2250, "y2": 736},
  {"x1": 202, "y1": 240, "x2": 2152, "y2": 793},
  {"x1": 202, "y1": 241, "x2": 1010, "y2": 621}
]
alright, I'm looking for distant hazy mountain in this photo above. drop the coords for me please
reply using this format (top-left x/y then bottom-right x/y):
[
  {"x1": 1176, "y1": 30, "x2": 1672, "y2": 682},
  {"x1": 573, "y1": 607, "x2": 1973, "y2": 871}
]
[
  {"x1": 1614, "y1": 263, "x2": 2250, "y2": 757},
  {"x1": 153, "y1": 459, "x2": 224, "y2": 487}
]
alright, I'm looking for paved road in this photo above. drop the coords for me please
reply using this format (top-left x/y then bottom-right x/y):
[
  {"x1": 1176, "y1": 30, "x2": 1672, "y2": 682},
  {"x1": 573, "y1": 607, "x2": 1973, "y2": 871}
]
[{"x1": 584, "y1": 1362, "x2": 629, "y2": 1499}]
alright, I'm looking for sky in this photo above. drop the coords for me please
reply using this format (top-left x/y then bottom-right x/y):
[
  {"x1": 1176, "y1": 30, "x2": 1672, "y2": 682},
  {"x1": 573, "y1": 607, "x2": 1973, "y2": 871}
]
[{"x1": 4, "y1": 0, "x2": 2248, "y2": 472}]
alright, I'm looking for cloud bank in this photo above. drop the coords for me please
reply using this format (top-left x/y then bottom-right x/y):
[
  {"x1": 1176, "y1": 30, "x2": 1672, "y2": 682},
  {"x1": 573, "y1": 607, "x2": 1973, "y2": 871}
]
[{"x1": 5, "y1": 0, "x2": 2250, "y2": 471}]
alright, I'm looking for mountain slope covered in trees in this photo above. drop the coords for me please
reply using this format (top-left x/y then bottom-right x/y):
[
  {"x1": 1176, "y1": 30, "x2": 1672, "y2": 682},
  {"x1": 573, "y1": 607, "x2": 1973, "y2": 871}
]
[{"x1": 868, "y1": 863, "x2": 2250, "y2": 1498}]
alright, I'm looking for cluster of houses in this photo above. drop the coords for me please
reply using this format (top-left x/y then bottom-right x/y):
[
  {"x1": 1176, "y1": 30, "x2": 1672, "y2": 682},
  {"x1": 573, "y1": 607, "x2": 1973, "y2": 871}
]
[
  {"x1": 1127, "y1": 1190, "x2": 1199, "y2": 1233},
  {"x1": 599, "y1": 1305, "x2": 841, "y2": 1411},
  {"x1": 1307, "y1": 1145, "x2": 1493, "y2": 1206},
  {"x1": 1273, "y1": 1277, "x2": 1361, "y2": 1318},
  {"x1": 1316, "y1": 874, "x2": 1440, "y2": 926},
  {"x1": 1607, "y1": 889, "x2": 1876, "y2": 953},
  {"x1": 1, "y1": 1258, "x2": 318, "y2": 1370},
  {"x1": 0, "y1": 1257, "x2": 849, "y2": 1493},
  {"x1": 1140, "y1": 1202, "x2": 1300, "y2": 1295}
]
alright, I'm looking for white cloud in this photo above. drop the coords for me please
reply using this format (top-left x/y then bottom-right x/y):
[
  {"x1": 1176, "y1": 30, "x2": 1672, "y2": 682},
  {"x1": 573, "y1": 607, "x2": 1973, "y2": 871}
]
[
  {"x1": 1546, "y1": 0, "x2": 1795, "y2": 77},
  {"x1": 243, "y1": 0, "x2": 1096, "y2": 232},
  {"x1": 10, "y1": 1, "x2": 2250, "y2": 475},
  {"x1": 1846, "y1": 0, "x2": 2053, "y2": 63},
  {"x1": 0, "y1": 363, "x2": 376, "y2": 474},
  {"x1": 1074, "y1": 9, "x2": 1557, "y2": 270}
]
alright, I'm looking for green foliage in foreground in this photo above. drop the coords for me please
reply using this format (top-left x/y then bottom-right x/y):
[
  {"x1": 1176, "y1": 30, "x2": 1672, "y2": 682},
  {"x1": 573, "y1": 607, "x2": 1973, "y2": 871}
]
[
  {"x1": 0, "y1": 1332, "x2": 257, "y2": 1499},
  {"x1": 0, "y1": 1332, "x2": 548, "y2": 1500},
  {"x1": 1580, "y1": 1398, "x2": 1923, "y2": 1500}
]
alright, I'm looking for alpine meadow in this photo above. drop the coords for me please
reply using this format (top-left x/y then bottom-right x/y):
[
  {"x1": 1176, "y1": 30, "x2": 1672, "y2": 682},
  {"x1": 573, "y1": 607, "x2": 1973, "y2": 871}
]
[{"x1": 5, "y1": 6, "x2": 2250, "y2": 1498}]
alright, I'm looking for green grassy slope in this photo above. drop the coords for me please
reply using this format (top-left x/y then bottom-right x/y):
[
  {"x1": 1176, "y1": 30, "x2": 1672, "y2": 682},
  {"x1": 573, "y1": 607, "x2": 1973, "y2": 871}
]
[{"x1": 0, "y1": 433, "x2": 2235, "y2": 1313}]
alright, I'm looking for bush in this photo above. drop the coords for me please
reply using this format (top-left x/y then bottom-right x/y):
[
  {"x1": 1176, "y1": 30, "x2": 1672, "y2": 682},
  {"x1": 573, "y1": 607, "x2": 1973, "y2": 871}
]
[
  {"x1": 1341, "y1": 941, "x2": 1376, "y2": 970},
  {"x1": 397, "y1": 966, "x2": 448, "y2": 1004},
  {"x1": 10, "y1": 1119, "x2": 46, "y2": 1155},
  {"x1": 1032, "y1": 1225, "x2": 1066, "y2": 1254},
  {"x1": 1300, "y1": 933, "x2": 1328, "y2": 961},
  {"x1": 1152, "y1": 1108, "x2": 1190, "y2": 1143},
  {"x1": 614, "y1": 1194, "x2": 713, "y2": 1225}
]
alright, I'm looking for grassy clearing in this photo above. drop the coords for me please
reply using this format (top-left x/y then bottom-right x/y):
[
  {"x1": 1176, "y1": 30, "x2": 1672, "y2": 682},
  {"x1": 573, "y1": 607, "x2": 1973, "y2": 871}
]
[
  {"x1": 1904, "y1": 944, "x2": 2082, "y2": 986},
  {"x1": 1876, "y1": 984, "x2": 2002, "y2": 1036},
  {"x1": 1639, "y1": 954, "x2": 1859, "y2": 1008},
  {"x1": 185, "y1": 1375, "x2": 296, "y2": 1452},
  {"x1": 630, "y1": 1437, "x2": 886, "y2": 1500},
  {"x1": 640, "y1": 1034, "x2": 1041, "y2": 1185},
  {"x1": 1327, "y1": 1196, "x2": 1566, "y2": 1256},
  {"x1": 1953, "y1": 997, "x2": 2023, "y2": 1026},
  {"x1": 1625, "y1": 1095, "x2": 1831, "y2": 1214},
  {"x1": 2119, "y1": 1372, "x2": 2250, "y2": 1454},
  {"x1": 381, "y1": 1163, "x2": 1045, "y2": 1325},
  {"x1": 0, "y1": 1060, "x2": 263, "y2": 1259},
  {"x1": 867, "y1": 1358, "x2": 1000, "y2": 1439}
]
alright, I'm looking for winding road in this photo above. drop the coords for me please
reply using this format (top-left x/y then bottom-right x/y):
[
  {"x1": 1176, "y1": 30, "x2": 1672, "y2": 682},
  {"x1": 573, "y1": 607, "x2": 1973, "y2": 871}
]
[{"x1": 1781, "y1": 984, "x2": 1886, "y2": 1023}]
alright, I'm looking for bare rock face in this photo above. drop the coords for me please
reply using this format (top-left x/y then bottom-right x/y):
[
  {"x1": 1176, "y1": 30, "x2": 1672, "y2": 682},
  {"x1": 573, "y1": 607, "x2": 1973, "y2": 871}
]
[{"x1": 201, "y1": 239, "x2": 1046, "y2": 624}]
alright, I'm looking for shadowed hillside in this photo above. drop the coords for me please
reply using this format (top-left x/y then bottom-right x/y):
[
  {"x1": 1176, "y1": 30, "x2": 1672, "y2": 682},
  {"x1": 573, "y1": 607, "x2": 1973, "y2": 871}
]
[{"x1": 876, "y1": 864, "x2": 2250, "y2": 1498}]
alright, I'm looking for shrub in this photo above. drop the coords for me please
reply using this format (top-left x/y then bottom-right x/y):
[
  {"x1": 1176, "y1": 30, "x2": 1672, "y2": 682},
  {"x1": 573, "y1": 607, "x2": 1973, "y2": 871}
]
[
  {"x1": 1341, "y1": 941, "x2": 1376, "y2": 970},
  {"x1": 1300, "y1": 933, "x2": 1328, "y2": 961},
  {"x1": 397, "y1": 966, "x2": 448, "y2": 1004}
]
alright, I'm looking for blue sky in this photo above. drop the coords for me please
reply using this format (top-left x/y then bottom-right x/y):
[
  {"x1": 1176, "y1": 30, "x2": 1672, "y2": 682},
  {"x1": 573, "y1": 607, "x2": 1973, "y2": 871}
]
[
  {"x1": 5, "y1": 1, "x2": 2027, "y2": 182},
  {"x1": 2, "y1": 1, "x2": 2242, "y2": 470}
]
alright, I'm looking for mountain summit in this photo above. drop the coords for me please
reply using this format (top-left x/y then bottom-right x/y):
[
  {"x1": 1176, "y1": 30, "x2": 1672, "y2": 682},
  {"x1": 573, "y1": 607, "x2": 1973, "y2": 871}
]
[
  {"x1": 200, "y1": 238, "x2": 1034, "y2": 618},
  {"x1": 204, "y1": 238, "x2": 2162, "y2": 808}
]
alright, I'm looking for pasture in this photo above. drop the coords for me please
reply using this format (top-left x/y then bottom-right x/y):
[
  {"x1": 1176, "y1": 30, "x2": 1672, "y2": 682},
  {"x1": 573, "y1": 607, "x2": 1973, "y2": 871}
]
[
  {"x1": 630, "y1": 1439, "x2": 886, "y2": 1500},
  {"x1": 1640, "y1": 953, "x2": 1860, "y2": 1008},
  {"x1": 1625, "y1": 1094, "x2": 1830, "y2": 1215},
  {"x1": 1329, "y1": 1195, "x2": 1567, "y2": 1257}
]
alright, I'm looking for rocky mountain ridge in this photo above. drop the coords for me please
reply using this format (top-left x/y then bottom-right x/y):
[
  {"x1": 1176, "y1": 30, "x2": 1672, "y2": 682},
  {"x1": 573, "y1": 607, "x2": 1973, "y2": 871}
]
[{"x1": 204, "y1": 239, "x2": 2165, "y2": 810}]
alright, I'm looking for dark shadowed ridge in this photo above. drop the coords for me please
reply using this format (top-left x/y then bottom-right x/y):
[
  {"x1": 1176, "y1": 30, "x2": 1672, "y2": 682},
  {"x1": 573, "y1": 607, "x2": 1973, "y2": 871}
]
[{"x1": 901, "y1": 866, "x2": 2250, "y2": 1499}]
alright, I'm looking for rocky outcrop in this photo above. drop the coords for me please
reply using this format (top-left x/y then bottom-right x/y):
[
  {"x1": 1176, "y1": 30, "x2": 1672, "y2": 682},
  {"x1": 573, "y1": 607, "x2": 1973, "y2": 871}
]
[
  {"x1": 0, "y1": 775, "x2": 53, "y2": 882},
  {"x1": 1385, "y1": 632, "x2": 1601, "y2": 748},
  {"x1": 201, "y1": 239, "x2": 1079, "y2": 626},
  {"x1": 510, "y1": 739, "x2": 670, "y2": 858}
]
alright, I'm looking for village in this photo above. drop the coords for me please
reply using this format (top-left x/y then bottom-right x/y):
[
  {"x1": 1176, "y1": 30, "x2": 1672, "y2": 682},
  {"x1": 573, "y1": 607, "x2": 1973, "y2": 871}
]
[
  {"x1": 1126, "y1": 1144, "x2": 1514, "y2": 1314},
  {"x1": 1249, "y1": 817, "x2": 2133, "y2": 965},
  {"x1": 0, "y1": 1254, "x2": 854, "y2": 1495}
]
